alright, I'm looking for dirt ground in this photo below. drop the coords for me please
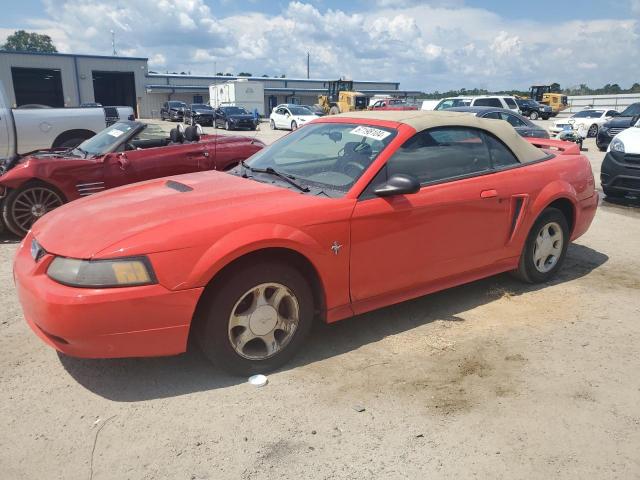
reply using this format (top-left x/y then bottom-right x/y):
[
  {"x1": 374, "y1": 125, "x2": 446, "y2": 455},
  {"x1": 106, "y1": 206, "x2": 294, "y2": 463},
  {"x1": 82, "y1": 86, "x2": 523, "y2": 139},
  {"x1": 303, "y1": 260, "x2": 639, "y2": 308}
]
[{"x1": 1, "y1": 122, "x2": 639, "y2": 480}]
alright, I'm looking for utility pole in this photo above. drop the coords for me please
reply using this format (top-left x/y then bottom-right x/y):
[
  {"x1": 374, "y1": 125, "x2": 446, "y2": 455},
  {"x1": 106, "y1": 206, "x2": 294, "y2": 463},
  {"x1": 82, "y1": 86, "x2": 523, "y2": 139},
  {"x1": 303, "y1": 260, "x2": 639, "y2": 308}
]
[
  {"x1": 307, "y1": 52, "x2": 310, "y2": 79},
  {"x1": 110, "y1": 30, "x2": 117, "y2": 56}
]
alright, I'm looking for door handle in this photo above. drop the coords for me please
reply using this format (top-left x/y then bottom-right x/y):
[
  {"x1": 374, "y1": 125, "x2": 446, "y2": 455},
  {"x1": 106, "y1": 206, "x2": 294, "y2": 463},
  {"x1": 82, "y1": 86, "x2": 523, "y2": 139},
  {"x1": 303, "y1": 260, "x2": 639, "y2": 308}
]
[{"x1": 480, "y1": 189, "x2": 497, "y2": 198}]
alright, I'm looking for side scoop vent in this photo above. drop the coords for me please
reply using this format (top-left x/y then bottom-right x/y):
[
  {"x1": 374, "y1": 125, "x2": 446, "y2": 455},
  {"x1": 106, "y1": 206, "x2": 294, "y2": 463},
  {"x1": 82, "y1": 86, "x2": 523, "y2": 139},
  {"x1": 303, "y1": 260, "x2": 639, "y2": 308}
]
[{"x1": 165, "y1": 180, "x2": 193, "y2": 192}]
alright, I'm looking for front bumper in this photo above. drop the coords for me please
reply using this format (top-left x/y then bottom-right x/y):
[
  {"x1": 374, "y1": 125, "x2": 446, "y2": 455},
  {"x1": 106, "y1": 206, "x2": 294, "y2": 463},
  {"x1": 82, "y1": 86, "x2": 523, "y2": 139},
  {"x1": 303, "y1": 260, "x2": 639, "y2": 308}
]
[
  {"x1": 601, "y1": 151, "x2": 640, "y2": 195},
  {"x1": 13, "y1": 234, "x2": 203, "y2": 358},
  {"x1": 596, "y1": 130, "x2": 613, "y2": 149}
]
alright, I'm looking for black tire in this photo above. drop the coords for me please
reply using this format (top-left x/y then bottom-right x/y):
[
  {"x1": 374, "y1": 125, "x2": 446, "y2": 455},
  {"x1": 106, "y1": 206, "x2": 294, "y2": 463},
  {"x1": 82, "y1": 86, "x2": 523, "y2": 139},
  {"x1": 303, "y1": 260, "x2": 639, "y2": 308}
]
[
  {"x1": 2, "y1": 183, "x2": 65, "y2": 237},
  {"x1": 513, "y1": 207, "x2": 569, "y2": 284},
  {"x1": 291, "y1": 121, "x2": 298, "y2": 131},
  {"x1": 597, "y1": 144, "x2": 607, "y2": 152},
  {"x1": 529, "y1": 111, "x2": 539, "y2": 120},
  {"x1": 270, "y1": 119, "x2": 276, "y2": 130},
  {"x1": 542, "y1": 115, "x2": 550, "y2": 120},
  {"x1": 196, "y1": 261, "x2": 314, "y2": 376},
  {"x1": 587, "y1": 124, "x2": 598, "y2": 138}
]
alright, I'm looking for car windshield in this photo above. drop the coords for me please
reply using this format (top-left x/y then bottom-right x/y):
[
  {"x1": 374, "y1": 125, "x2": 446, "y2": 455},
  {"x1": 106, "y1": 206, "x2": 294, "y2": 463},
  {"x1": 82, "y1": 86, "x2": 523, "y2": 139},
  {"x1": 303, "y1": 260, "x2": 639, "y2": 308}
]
[
  {"x1": 620, "y1": 103, "x2": 640, "y2": 116},
  {"x1": 169, "y1": 102, "x2": 186, "y2": 108},
  {"x1": 573, "y1": 110, "x2": 604, "y2": 118},
  {"x1": 222, "y1": 107, "x2": 249, "y2": 115},
  {"x1": 244, "y1": 122, "x2": 397, "y2": 196},
  {"x1": 74, "y1": 122, "x2": 138, "y2": 157},
  {"x1": 192, "y1": 104, "x2": 212, "y2": 110},
  {"x1": 288, "y1": 106, "x2": 314, "y2": 115}
]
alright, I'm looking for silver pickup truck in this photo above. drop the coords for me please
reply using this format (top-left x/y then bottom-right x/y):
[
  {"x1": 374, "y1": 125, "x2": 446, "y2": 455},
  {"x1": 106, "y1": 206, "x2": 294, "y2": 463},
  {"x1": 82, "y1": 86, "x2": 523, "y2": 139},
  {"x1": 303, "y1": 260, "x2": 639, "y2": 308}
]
[{"x1": 0, "y1": 82, "x2": 134, "y2": 160}]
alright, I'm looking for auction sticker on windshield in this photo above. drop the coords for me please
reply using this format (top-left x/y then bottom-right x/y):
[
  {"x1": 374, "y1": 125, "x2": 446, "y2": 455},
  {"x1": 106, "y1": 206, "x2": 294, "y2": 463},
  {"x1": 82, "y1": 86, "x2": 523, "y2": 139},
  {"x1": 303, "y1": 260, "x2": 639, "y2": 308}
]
[
  {"x1": 107, "y1": 129, "x2": 125, "y2": 138},
  {"x1": 350, "y1": 126, "x2": 391, "y2": 141}
]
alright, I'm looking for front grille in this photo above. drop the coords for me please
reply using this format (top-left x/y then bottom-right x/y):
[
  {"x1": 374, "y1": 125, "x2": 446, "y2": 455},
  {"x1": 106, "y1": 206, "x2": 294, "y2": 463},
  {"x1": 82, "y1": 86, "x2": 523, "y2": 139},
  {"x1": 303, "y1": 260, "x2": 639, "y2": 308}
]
[
  {"x1": 608, "y1": 127, "x2": 626, "y2": 136},
  {"x1": 624, "y1": 154, "x2": 640, "y2": 165},
  {"x1": 76, "y1": 181, "x2": 105, "y2": 196},
  {"x1": 616, "y1": 178, "x2": 640, "y2": 191}
]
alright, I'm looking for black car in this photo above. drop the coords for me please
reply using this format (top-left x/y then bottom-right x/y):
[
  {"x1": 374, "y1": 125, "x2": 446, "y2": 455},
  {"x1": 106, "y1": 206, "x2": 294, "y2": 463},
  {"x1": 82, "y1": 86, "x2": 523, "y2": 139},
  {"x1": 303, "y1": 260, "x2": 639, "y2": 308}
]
[
  {"x1": 214, "y1": 106, "x2": 257, "y2": 130},
  {"x1": 515, "y1": 99, "x2": 552, "y2": 120},
  {"x1": 597, "y1": 102, "x2": 640, "y2": 152},
  {"x1": 185, "y1": 103, "x2": 214, "y2": 126},
  {"x1": 160, "y1": 101, "x2": 188, "y2": 122},
  {"x1": 447, "y1": 106, "x2": 550, "y2": 139}
]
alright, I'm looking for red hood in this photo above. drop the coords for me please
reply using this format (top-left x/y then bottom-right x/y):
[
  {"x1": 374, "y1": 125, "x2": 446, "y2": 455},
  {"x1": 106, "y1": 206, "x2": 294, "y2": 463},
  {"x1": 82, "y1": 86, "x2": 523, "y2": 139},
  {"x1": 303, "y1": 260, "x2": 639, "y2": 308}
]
[{"x1": 32, "y1": 171, "x2": 322, "y2": 259}]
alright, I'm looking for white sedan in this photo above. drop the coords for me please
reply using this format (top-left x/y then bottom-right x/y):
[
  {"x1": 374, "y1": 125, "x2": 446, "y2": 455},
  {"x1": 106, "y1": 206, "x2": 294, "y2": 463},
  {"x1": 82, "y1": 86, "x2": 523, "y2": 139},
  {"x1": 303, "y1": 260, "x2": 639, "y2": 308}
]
[
  {"x1": 550, "y1": 109, "x2": 619, "y2": 137},
  {"x1": 269, "y1": 104, "x2": 319, "y2": 130}
]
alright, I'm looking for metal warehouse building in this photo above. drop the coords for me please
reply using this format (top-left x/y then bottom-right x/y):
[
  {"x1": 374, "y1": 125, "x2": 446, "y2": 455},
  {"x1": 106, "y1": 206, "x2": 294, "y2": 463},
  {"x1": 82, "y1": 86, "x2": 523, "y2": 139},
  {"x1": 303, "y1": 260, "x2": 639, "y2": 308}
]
[{"x1": 0, "y1": 51, "x2": 420, "y2": 118}]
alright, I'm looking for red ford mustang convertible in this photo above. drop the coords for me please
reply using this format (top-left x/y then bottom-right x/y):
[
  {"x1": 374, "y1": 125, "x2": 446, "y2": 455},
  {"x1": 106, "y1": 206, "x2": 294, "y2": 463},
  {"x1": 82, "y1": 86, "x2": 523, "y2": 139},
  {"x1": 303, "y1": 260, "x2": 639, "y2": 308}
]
[
  {"x1": 14, "y1": 111, "x2": 598, "y2": 375},
  {"x1": 0, "y1": 121, "x2": 264, "y2": 236}
]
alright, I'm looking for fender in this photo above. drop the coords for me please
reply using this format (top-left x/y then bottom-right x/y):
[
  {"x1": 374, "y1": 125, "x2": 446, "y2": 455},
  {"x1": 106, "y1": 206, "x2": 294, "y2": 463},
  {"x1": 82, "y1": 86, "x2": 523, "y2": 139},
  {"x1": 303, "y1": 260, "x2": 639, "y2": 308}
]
[
  {"x1": 188, "y1": 223, "x2": 327, "y2": 287},
  {"x1": 527, "y1": 179, "x2": 578, "y2": 231}
]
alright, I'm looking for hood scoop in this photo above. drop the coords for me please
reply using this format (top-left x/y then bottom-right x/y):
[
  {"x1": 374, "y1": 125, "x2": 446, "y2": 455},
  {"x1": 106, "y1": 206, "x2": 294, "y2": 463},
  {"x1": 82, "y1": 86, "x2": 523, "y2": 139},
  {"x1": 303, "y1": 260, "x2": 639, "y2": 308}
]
[{"x1": 165, "y1": 180, "x2": 193, "y2": 192}]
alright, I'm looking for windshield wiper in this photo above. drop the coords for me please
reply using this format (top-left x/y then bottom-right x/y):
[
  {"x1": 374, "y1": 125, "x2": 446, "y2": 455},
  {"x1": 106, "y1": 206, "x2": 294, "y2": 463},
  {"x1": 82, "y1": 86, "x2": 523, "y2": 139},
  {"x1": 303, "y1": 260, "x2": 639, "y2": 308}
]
[{"x1": 240, "y1": 161, "x2": 309, "y2": 192}]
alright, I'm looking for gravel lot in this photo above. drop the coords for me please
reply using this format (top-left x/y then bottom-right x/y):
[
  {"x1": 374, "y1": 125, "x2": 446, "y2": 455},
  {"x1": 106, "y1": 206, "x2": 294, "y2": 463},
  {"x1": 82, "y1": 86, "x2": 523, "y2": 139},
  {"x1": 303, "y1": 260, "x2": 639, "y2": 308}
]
[{"x1": 1, "y1": 119, "x2": 639, "y2": 480}]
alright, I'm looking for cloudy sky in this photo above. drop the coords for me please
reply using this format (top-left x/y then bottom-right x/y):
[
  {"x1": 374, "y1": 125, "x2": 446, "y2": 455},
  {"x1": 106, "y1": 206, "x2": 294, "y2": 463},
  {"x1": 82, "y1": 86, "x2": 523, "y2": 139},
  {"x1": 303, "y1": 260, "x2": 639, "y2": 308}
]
[{"x1": 1, "y1": 0, "x2": 639, "y2": 92}]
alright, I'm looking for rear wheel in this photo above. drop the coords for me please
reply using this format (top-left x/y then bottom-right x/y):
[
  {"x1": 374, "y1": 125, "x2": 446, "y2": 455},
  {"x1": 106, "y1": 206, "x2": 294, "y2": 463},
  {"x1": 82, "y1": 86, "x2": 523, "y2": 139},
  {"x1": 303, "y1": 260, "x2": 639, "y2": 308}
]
[
  {"x1": 529, "y1": 111, "x2": 539, "y2": 120},
  {"x1": 196, "y1": 262, "x2": 314, "y2": 375},
  {"x1": 270, "y1": 119, "x2": 276, "y2": 130},
  {"x1": 513, "y1": 208, "x2": 569, "y2": 283},
  {"x1": 587, "y1": 124, "x2": 598, "y2": 137},
  {"x1": 2, "y1": 183, "x2": 65, "y2": 237}
]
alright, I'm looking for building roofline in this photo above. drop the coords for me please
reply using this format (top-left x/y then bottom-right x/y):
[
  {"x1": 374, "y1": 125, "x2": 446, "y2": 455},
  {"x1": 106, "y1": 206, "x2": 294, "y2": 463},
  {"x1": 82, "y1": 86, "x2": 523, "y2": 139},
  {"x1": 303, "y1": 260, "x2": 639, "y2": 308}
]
[
  {"x1": 147, "y1": 73, "x2": 398, "y2": 85},
  {"x1": 0, "y1": 50, "x2": 148, "y2": 61}
]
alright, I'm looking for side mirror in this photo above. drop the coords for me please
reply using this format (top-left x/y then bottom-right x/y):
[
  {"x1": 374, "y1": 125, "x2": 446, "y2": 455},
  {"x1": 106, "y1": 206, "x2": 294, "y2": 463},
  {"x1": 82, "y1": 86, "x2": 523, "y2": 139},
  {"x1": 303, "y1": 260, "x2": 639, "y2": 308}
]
[{"x1": 374, "y1": 174, "x2": 420, "y2": 197}]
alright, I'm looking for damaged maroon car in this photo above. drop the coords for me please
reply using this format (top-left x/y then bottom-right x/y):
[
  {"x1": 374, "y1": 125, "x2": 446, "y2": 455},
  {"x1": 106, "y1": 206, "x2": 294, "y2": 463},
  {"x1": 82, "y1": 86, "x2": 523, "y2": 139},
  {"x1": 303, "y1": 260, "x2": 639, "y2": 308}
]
[{"x1": 0, "y1": 121, "x2": 265, "y2": 236}]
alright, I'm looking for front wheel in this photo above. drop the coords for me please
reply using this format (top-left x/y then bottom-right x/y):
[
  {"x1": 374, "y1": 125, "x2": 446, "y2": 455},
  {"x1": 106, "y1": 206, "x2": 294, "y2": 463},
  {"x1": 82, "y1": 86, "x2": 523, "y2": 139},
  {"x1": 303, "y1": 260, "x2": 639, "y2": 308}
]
[
  {"x1": 587, "y1": 124, "x2": 598, "y2": 137},
  {"x1": 291, "y1": 121, "x2": 298, "y2": 131},
  {"x1": 513, "y1": 208, "x2": 569, "y2": 283},
  {"x1": 196, "y1": 262, "x2": 314, "y2": 375},
  {"x1": 270, "y1": 119, "x2": 276, "y2": 130},
  {"x1": 2, "y1": 183, "x2": 65, "y2": 237},
  {"x1": 529, "y1": 111, "x2": 539, "y2": 120}
]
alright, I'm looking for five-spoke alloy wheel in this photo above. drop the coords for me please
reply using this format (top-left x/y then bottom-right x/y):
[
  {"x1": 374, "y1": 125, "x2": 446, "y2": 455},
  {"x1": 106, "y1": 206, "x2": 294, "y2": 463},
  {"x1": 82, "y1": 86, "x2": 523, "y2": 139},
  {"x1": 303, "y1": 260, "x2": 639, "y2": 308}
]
[
  {"x1": 514, "y1": 207, "x2": 569, "y2": 283},
  {"x1": 196, "y1": 261, "x2": 313, "y2": 375}
]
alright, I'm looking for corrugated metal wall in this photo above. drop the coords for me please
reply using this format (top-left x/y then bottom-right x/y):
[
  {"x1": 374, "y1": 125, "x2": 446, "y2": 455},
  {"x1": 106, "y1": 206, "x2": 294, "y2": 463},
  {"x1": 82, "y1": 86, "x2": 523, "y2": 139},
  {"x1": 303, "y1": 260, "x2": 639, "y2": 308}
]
[{"x1": 566, "y1": 93, "x2": 640, "y2": 114}]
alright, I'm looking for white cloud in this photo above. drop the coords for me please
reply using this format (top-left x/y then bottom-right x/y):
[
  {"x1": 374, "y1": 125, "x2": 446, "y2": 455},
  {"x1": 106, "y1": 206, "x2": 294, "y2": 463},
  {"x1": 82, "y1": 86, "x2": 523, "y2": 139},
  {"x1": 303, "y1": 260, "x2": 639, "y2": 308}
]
[{"x1": 6, "y1": 1, "x2": 638, "y2": 92}]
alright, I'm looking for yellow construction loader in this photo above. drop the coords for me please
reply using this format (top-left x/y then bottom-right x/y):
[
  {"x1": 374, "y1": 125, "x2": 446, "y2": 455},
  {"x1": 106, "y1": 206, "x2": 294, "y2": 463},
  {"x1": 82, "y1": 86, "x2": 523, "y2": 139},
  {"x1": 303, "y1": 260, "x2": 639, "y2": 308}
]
[
  {"x1": 529, "y1": 85, "x2": 568, "y2": 116},
  {"x1": 317, "y1": 80, "x2": 369, "y2": 115}
]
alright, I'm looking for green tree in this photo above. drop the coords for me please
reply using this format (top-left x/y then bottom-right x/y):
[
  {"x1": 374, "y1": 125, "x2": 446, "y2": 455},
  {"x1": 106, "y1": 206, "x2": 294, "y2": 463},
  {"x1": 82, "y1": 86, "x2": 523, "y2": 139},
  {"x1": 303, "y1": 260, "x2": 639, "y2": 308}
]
[
  {"x1": 224, "y1": 73, "x2": 233, "y2": 76},
  {"x1": 631, "y1": 83, "x2": 640, "y2": 93},
  {"x1": 549, "y1": 82, "x2": 561, "y2": 93},
  {"x1": 237, "y1": 72, "x2": 252, "y2": 77},
  {"x1": 2, "y1": 30, "x2": 57, "y2": 53}
]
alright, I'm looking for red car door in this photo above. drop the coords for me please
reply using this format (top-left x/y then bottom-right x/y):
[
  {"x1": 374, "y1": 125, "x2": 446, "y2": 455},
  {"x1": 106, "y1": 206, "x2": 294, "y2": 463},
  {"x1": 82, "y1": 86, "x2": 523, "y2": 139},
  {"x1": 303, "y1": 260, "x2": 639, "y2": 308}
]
[
  {"x1": 104, "y1": 143, "x2": 209, "y2": 186},
  {"x1": 349, "y1": 127, "x2": 518, "y2": 309}
]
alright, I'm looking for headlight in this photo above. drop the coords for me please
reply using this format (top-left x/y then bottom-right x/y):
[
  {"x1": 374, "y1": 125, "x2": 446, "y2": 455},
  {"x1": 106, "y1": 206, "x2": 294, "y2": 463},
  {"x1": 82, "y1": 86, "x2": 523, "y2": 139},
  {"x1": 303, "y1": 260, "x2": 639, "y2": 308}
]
[
  {"x1": 610, "y1": 138, "x2": 625, "y2": 153},
  {"x1": 47, "y1": 256, "x2": 156, "y2": 288}
]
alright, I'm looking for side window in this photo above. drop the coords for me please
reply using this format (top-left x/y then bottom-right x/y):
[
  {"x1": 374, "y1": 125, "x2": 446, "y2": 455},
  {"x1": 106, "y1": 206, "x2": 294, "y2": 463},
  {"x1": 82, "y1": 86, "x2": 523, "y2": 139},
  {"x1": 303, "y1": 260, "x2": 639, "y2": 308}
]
[
  {"x1": 435, "y1": 100, "x2": 453, "y2": 110},
  {"x1": 386, "y1": 127, "x2": 491, "y2": 185},
  {"x1": 484, "y1": 134, "x2": 520, "y2": 168},
  {"x1": 500, "y1": 113, "x2": 526, "y2": 127},
  {"x1": 606, "y1": 110, "x2": 617, "y2": 117},
  {"x1": 483, "y1": 112, "x2": 502, "y2": 120},
  {"x1": 474, "y1": 98, "x2": 502, "y2": 108},
  {"x1": 504, "y1": 98, "x2": 518, "y2": 109}
]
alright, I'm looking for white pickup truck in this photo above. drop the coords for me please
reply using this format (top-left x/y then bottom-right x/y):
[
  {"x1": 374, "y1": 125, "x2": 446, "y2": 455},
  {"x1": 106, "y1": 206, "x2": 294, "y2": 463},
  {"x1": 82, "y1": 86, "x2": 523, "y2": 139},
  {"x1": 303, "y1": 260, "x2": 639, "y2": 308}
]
[{"x1": 0, "y1": 82, "x2": 134, "y2": 160}]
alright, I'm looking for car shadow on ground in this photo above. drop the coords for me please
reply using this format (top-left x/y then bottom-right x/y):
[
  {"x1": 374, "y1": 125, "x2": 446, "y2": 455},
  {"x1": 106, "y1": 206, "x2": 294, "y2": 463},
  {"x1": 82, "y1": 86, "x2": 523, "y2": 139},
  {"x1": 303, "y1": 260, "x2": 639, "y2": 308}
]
[
  {"x1": 0, "y1": 231, "x2": 21, "y2": 244},
  {"x1": 58, "y1": 243, "x2": 608, "y2": 402}
]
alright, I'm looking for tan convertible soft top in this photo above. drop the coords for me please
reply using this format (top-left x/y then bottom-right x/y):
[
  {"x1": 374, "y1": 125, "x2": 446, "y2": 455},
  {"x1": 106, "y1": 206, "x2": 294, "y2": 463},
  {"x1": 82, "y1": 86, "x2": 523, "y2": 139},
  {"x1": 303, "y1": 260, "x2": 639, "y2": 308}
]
[{"x1": 332, "y1": 110, "x2": 547, "y2": 163}]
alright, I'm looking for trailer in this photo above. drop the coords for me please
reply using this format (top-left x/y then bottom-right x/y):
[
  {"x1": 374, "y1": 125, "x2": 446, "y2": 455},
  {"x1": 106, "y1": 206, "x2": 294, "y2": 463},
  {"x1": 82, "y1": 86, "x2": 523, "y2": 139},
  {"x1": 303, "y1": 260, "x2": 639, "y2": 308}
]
[{"x1": 209, "y1": 80, "x2": 265, "y2": 116}]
